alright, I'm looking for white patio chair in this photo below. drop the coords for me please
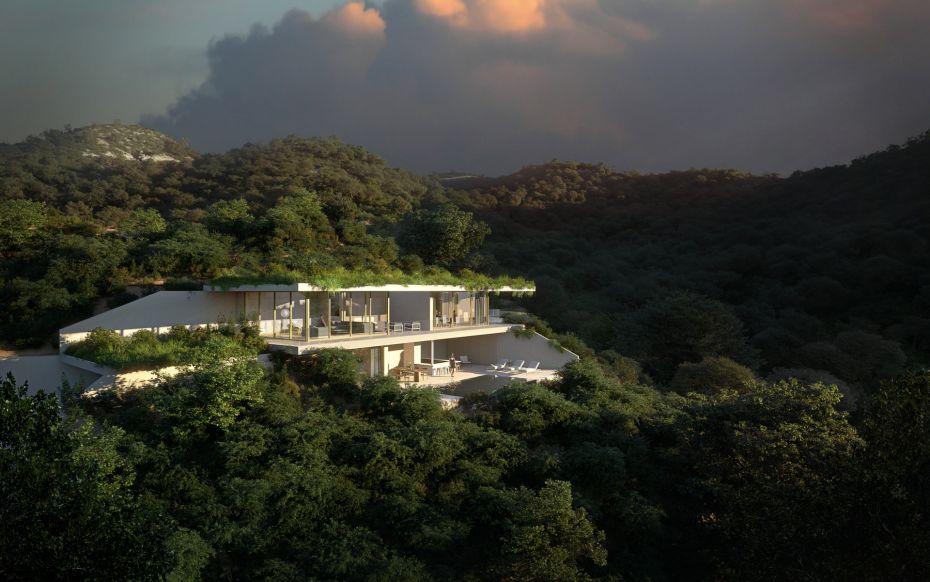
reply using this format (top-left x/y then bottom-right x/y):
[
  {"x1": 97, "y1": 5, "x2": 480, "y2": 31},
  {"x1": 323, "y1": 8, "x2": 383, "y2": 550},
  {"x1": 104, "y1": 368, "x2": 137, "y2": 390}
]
[
  {"x1": 519, "y1": 361, "x2": 540, "y2": 374},
  {"x1": 410, "y1": 321, "x2": 421, "y2": 332},
  {"x1": 503, "y1": 360, "x2": 525, "y2": 374},
  {"x1": 459, "y1": 355, "x2": 471, "y2": 364},
  {"x1": 488, "y1": 358, "x2": 509, "y2": 371}
]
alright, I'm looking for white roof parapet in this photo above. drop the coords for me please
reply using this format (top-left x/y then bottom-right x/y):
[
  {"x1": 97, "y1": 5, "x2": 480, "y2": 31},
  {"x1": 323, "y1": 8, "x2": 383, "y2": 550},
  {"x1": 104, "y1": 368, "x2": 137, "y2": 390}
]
[{"x1": 203, "y1": 283, "x2": 535, "y2": 293}]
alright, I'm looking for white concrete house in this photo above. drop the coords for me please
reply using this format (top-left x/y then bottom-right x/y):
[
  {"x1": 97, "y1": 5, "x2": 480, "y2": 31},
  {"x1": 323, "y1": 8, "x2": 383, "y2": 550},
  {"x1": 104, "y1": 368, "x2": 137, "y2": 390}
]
[{"x1": 56, "y1": 283, "x2": 578, "y2": 391}]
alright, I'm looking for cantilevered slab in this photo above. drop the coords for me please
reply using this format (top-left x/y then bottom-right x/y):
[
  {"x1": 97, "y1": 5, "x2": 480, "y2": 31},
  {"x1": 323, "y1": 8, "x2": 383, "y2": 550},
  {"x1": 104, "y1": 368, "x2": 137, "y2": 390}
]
[
  {"x1": 203, "y1": 283, "x2": 535, "y2": 293},
  {"x1": 266, "y1": 323, "x2": 515, "y2": 354}
]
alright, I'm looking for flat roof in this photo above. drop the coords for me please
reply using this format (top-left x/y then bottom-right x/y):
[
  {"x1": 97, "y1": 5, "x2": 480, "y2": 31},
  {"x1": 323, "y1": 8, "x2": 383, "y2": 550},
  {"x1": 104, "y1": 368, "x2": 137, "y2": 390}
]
[{"x1": 203, "y1": 283, "x2": 535, "y2": 293}]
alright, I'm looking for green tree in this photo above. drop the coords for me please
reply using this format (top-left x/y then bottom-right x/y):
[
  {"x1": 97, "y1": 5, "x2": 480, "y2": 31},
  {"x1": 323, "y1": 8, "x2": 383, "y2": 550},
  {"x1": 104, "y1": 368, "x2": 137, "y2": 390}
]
[
  {"x1": 398, "y1": 205, "x2": 490, "y2": 270},
  {"x1": 669, "y1": 356, "x2": 757, "y2": 394},
  {"x1": 668, "y1": 380, "x2": 862, "y2": 580},
  {"x1": 0, "y1": 374, "x2": 177, "y2": 580},
  {"x1": 292, "y1": 348, "x2": 361, "y2": 400},
  {"x1": 476, "y1": 480, "x2": 607, "y2": 581},
  {"x1": 121, "y1": 208, "x2": 167, "y2": 238},
  {"x1": 262, "y1": 189, "x2": 334, "y2": 254},
  {"x1": 850, "y1": 372, "x2": 930, "y2": 580},
  {"x1": 622, "y1": 292, "x2": 760, "y2": 383},
  {"x1": 149, "y1": 224, "x2": 231, "y2": 278},
  {"x1": 204, "y1": 198, "x2": 253, "y2": 236},
  {"x1": 151, "y1": 351, "x2": 266, "y2": 436},
  {"x1": 0, "y1": 199, "x2": 48, "y2": 256}
]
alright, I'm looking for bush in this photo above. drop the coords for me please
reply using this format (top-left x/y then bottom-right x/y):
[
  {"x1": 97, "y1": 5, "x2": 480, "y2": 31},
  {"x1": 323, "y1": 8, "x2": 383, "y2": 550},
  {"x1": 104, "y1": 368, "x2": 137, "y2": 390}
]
[
  {"x1": 65, "y1": 325, "x2": 262, "y2": 371},
  {"x1": 292, "y1": 349, "x2": 361, "y2": 399},
  {"x1": 670, "y1": 356, "x2": 758, "y2": 394}
]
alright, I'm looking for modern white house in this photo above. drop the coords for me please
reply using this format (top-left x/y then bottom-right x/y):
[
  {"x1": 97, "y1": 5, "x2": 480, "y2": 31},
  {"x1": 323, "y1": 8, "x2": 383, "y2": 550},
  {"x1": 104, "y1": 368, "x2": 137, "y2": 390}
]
[{"x1": 55, "y1": 283, "x2": 578, "y2": 394}]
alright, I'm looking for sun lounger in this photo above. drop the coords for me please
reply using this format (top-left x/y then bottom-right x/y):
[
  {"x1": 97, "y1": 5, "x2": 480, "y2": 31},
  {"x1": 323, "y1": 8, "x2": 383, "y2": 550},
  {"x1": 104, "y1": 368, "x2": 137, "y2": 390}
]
[
  {"x1": 488, "y1": 358, "x2": 509, "y2": 371},
  {"x1": 503, "y1": 360, "x2": 525, "y2": 373},
  {"x1": 518, "y1": 361, "x2": 540, "y2": 374}
]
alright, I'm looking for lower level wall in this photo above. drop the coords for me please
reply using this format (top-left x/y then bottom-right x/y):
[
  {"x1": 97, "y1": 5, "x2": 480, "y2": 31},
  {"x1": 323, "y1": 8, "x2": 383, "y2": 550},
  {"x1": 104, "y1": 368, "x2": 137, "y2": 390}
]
[
  {"x1": 59, "y1": 291, "x2": 240, "y2": 350},
  {"x1": 448, "y1": 331, "x2": 578, "y2": 369},
  {"x1": 0, "y1": 355, "x2": 101, "y2": 396}
]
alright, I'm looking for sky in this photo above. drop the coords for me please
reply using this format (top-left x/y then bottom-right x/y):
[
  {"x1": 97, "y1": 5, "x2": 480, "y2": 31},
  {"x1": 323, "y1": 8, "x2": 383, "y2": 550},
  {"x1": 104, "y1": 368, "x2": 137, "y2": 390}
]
[{"x1": 2, "y1": 0, "x2": 929, "y2": 175}]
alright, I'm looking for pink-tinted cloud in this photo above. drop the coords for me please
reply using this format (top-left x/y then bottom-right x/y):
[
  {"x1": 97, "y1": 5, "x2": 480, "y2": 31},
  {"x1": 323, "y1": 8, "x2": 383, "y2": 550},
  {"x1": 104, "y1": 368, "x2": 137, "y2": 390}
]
[
  {"x1": 785, "y1": 0, "x2": 890, "y2": 32},
  {"x1": 322, "y1": 1, "x2": 386, "y2": 35},
  {"x1": 415, "y1": 0, "x2": 467, "y2": 19},
  {"x1": 415, "y1": 0, "x2": 546, "y2": 33},
  {"x1": 147, "y1": 0, "x2": 930, "y2": 175}
]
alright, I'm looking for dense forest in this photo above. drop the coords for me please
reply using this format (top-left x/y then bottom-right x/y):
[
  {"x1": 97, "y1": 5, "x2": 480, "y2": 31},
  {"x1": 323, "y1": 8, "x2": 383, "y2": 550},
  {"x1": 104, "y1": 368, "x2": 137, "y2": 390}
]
[
  {"x1": 2, "y1": 124, "x2": 930, "y2": 580},
  {"x1": 450, "y1": 135, "x2": 930, "y2": 406}
]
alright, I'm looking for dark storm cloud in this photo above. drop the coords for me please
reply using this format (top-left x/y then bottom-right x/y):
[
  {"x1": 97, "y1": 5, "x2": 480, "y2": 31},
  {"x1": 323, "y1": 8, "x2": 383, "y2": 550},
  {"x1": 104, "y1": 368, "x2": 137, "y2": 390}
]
[{"x1": 146, "y1": 0, "x2": 930, "y2": 174}]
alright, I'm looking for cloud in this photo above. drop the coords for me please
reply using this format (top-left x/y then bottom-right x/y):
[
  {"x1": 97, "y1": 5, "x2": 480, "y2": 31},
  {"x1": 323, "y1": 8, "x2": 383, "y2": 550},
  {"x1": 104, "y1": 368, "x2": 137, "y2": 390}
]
[
  {"x1": 323, "y1": 1, "x2": 386, "y2": 35},
  {"x1": 146, "y1": 0, "x2": 930, "y2": 175},
  {"x1": 415, "y1": 0, "x2": 546, "y2": 33},
  {"x1": 785, "y1": 0, "x2": 890, "y2": 33}
]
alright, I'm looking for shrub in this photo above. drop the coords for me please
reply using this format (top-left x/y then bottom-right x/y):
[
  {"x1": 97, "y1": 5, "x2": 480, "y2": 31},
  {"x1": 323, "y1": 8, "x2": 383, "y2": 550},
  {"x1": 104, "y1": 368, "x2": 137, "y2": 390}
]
[{"x1": 670, "y1": 356, "x2": 758, "y2": 394}]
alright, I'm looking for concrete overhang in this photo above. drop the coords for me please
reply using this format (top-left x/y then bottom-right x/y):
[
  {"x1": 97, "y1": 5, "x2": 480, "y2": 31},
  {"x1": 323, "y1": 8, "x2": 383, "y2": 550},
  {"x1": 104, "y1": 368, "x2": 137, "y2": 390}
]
[
  {"x1": 203, "y1": 283, "x2": 535, "y2": 293},
  {"x1": 266, "y1": 324, "x2": 516, "y2": 354}
]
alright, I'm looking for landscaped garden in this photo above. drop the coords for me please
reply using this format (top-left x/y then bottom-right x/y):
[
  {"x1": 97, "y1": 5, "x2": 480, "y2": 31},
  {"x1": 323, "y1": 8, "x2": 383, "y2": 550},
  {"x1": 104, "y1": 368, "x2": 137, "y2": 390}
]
[{"x1": 65, "y1": 323, "x2": 265, "y2": 371}]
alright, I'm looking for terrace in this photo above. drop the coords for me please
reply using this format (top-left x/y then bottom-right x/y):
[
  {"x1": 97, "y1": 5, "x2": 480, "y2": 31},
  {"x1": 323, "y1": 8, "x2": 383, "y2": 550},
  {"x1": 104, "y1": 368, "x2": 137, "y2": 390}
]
[
  {"x1": 398, "y1": 362, "x2": 561, "y2": 388},
  {"x1": 227, "y1": 287, "x2": 500, "y2": 348}
]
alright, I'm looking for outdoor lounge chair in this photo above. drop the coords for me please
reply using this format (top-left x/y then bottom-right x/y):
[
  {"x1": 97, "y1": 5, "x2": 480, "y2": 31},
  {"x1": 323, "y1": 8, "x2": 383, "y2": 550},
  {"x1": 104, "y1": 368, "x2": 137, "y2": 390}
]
[
  {"x1": 458, "y1": 355, "x2": 471, "y2": 364},
  {"x1": 503, "y1": 360, "x2": 525, "y2": 374},
  {"x1": 488, "y1": 358, "x2": 509, "y2": 371},
  {"x1": 518, "y1": 361, "x2": 540, "y2": 374}
]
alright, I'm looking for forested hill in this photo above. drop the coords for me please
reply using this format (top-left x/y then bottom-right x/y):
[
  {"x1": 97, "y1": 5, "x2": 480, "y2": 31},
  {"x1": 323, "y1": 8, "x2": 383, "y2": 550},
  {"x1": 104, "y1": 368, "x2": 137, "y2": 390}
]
[
  {"x1": 0, "y1": 124, "x2": 451, "y2": 346},
  {"x1": 5, "y1": 125, "x2": 930, "y2": 581},
  {"x1": 450, "y1": 131, "x2": 930, "y2": 400},
  {"x1": 3, "y1": 123, "x2": 930, "y2": 402},
  {"x1": 1, "y1": 124, "x2": 436, "y2": 218}
]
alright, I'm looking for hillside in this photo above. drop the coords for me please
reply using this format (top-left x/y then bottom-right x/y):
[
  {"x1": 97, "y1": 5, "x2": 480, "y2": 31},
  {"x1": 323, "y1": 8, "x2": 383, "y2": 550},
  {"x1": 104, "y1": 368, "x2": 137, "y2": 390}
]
[
  {"x1": 0, "y1": 123, "x2": 196, "y2": 165},
  {"x1": 451, "y1": 132, "x2": 930, "y2": 397},
  {"x1": 4, "y1": 126, "x2": 930, "y2": 581},
  {"x1": 0, "y1": 125, "x2": 464, "y2": 347},
  {"x1": 3, "y1": 123, "x2": 930, "y2": 399},
  {"x1": 0, "y1": 125, "x2": 437, "y2": 219}
]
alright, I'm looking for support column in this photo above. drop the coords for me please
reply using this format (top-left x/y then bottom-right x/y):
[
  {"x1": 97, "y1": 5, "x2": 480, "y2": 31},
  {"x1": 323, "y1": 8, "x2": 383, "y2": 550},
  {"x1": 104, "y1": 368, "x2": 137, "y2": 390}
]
[
  {"x1": 386, "y1": 292, "x2": 391, "y2": 334},
  {"x1": 348, "y1": 292, "x2": 353, "y2": 337},
  {"x1": 272, "y1": 292, "x2": 277, "y2": 338},
  {"x1": 326, "y1": 294, "x2": 332, "y2": 333},
  {"x1": 288, "y1": 292, "x2": 293, "y2": 340},
  {"x1": 304, "y1": 293, "x2": 310, "y2": 341}
]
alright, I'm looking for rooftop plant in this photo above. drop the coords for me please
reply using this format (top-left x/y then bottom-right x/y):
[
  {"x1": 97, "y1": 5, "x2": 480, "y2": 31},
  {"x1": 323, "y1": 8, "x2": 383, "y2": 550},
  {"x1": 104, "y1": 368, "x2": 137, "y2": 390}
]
[
  {"x1": 66, "y1": 323, "x2": 265, "y2": 372},
  {"x1": 208, "y1": 266, "x2": 535, "y2": 293}
]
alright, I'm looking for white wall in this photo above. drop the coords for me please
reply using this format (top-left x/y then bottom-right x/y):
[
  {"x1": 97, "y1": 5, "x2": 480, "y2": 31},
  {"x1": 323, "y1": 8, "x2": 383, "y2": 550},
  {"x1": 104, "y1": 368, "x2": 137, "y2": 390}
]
[
  {"x1": 0, "y1": 355, "x2": 100, "y2": 396},
  {"x1": 448, "y1": 331, "x2": 578, "y2": 369},
  {"x1": 60, "y1": 291, "x2": 240, "y2": 348},
  {"x1": 386, "y1": 345, "x2": 404, "y2": 372},
  {"x1": 59, "y1": 291, "x2": 241, "y2": 351}
]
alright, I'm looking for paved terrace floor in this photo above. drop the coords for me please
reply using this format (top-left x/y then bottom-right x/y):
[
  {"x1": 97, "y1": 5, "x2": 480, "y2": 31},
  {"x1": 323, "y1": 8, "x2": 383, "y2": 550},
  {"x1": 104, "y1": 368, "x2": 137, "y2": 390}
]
[{"x1": 398, "y1": 363, "x2": 560, "y2": 389}]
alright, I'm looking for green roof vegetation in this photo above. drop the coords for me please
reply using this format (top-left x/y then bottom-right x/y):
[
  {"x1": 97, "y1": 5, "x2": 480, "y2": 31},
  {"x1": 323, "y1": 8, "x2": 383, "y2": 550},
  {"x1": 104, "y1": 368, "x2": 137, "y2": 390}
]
[
  {"x1": 65, "y1": 325, "x2": 265, "y2": 372},
  {"x1": 209, "y1": 267, "x2": 535, "y2": 292}
]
